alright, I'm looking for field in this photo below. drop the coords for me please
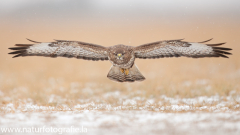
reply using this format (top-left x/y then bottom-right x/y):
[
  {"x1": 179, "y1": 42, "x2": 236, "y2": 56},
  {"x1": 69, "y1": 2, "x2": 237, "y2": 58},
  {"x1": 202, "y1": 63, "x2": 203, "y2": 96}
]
[{"x1": 0, "y1": 1, "x2": 240, "y2": 135}]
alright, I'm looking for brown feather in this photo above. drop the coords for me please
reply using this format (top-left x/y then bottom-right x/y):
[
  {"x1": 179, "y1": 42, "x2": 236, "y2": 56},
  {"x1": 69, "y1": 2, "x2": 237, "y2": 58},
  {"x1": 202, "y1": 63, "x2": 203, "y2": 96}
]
[
  {"x1": 13, "y1": 54, "x2": 23, "y2": 58},
  {"x1": 213, "y1": 47, "x2": 232, "y2": 51},
  {"x1": 107, "y1": 65, "x2": 145, "y2": 82},
  {"x1": 216, "y1": 53, "x2": 229, "y2": 58},
  {"x1": 8, "y1": 50, "x2": 25, "y2": 54},
  {"x1": 137, "y1": 38, "x2": 185, "y2": 47},
  {"x1": 9, "y1": 47, "x2": 28, "y2": 50},
  {"x1": 26, "y1": 38, "x2": 41, "y2": 43},
  {"x1": 207, "y1": 42, "x2": 226, "y2": 46},
  {"x1": 198, "y1": 38, "x2": 213, "y2": 43},
  {"x1": 15, "y1": 44, "x2": 33, "y2": 47},
  {"x1": 214, "y1": 50, "x2": 232, "y2": 55}
]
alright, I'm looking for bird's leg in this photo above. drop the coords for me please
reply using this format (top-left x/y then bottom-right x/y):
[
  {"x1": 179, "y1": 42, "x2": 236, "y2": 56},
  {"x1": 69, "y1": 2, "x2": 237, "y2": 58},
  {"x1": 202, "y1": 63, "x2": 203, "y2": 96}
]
[
  {"x1": 125, "y1": 69, "x2": 129, "y2": 75},
  {"x1": 120, "y1": 68, "x2": 125, "y2": 74}
]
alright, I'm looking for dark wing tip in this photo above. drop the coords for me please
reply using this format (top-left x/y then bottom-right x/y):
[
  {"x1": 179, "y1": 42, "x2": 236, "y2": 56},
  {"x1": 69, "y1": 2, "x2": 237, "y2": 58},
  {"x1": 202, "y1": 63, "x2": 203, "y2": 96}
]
[
  {"x1": 207, "y1": 42, "x2": 226, "y2": 46},
  {"x1": 12, "y1": 54, "x2": 23, "y2": 58},
  {"x1": 8, "y1": 50, "x2": 27, "y2": 58},
  {"x1": 198, "y1": 38, "x2": 213, "y2": 43},
  {"x1": 212, "y1": 44, "x2": 232, "y2": 58},
  {"x1": 8, "y1": 45, "x2": 29, "y2": 58},
  {"x1": 217, "y1": 53, "x2": 229, "y2": 58},
  {"x1": 9, "y1": 47, "x2": 28, "y2": 50},
  {"x1": 53, "y1": 39, "x2": 68, "y2": 42},
  {"x1": 8, "y1": 50, "x2": 25, "y2": 54},
  {"x1": 176, "y1": 38, "x2": 185, "y2": 41},
  {"x1": 214, "y1": 50, "x2": 232, "y2": 55},
  {"x1": 53, "y1": 39, "x2": 59, "y2": 41},
  {"x1": 26, "y1": 38, "x2": 41, "y2": 43},
  {"x1": 15, "y1": 44, "x2": 33, "y2": 47},
  {"x1": 213, "y1": 47, "x2": 232, "y2": 51},
  {"x1": 168, "y1": 38, "x2": 185, "y2": 42}
]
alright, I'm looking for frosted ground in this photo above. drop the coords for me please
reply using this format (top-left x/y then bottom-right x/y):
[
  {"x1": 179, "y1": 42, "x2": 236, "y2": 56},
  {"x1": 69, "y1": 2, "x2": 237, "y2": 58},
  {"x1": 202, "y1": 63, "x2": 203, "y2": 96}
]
[
  {"x1": 1, "y1": 111, "x2": 240, "y2": 135},
  {"x1": 1, "y1": 87, "x2": 240, "y2": 135}
]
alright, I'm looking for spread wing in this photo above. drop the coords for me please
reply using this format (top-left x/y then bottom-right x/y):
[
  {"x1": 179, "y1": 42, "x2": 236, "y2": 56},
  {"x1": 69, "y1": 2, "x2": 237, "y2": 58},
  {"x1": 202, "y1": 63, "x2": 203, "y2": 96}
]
[
  {"x1": 9, "y1": 39, "x2": 109, "y2": 61},
  {"x1": 134, "y1": 39, "x2": 232, "y2": 59}
]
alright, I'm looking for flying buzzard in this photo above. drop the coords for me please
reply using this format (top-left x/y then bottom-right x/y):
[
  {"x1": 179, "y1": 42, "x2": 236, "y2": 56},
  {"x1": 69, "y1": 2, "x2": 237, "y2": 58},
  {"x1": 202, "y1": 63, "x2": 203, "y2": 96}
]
[{"x1": 9, "y1": 38, "x2": 232, "y2": 82}]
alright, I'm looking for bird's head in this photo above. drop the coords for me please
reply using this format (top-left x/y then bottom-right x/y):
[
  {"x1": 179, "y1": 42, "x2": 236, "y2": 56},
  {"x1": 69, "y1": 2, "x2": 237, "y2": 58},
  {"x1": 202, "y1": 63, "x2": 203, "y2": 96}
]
[{"x1": 108, "y1": 44, "x2": 133, "y2": 65}]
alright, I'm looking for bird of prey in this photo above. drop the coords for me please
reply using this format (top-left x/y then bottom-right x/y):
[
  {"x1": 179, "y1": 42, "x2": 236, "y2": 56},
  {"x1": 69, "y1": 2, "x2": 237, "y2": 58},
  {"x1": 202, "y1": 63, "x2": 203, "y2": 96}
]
[{"x1": 9, "y1": 38, "x2": 232, "y2": 82}]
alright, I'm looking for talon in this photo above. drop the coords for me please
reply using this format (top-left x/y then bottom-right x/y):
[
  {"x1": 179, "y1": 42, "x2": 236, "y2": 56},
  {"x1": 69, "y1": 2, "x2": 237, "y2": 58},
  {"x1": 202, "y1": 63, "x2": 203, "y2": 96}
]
[
  {"x1": 120, "y1": 68, "x2": 125, "y2": 73},
  {"x1": 125, "y1": 69, "x2": 129, "y2": 75}
]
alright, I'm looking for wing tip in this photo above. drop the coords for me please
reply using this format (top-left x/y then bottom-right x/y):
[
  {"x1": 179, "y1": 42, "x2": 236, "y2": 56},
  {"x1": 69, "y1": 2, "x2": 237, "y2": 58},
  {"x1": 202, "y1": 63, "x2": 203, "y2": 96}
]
[
  {"x1": 218, "y1": 54, "x2": 229, "y2": 58},
  {"x1": 12, "y1": 54, "x2": 23, "y2": 58},
  {"x1": 8, "y1": 45, "x2": 29, "y2": 58},
  {"x1": 213, "y1": 46, "x2": 232, "y2": 58},
  {"x1": 207, "y1": 42, "x2": 226, "y2": 46},
  {"x1": 26, "y1": 38, "x2": 41, "y2": 43},
  {"x1": 176, "y1": 38, "x2": 185, "y2": 41},
  {"x1": 15, "y1": 44, "x2": 33, "y2": 47},
  {"x1": 9, "y1": 47, "x2": 28, "y2": 50},
  {"x1": 213, "y1": 47, "x2": 232, "y2": 51},
  {"x1": 198, "y1": 38, "x2": 213, "y2": 43}
]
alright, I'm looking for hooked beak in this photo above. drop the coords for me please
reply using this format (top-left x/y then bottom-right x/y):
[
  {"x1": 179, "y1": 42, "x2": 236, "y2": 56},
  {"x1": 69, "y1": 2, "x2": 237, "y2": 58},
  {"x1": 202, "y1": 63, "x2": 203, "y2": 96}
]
[{"x1": 117, "y1": 53, "x2": 122, "y2": 57}]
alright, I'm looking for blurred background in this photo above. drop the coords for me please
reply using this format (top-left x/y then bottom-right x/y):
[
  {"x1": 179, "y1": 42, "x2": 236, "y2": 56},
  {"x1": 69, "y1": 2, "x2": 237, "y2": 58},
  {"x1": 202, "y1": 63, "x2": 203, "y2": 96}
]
[{"x1": 0, "y1": 0, "x2": 240, "y2": 106}]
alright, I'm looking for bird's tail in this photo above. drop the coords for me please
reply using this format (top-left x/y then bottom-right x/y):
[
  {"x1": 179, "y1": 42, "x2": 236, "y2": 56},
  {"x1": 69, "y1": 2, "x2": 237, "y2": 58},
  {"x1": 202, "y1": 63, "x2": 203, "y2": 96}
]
[{"x1": 107, "y1": 64, "x2": 145, "y2": 82}]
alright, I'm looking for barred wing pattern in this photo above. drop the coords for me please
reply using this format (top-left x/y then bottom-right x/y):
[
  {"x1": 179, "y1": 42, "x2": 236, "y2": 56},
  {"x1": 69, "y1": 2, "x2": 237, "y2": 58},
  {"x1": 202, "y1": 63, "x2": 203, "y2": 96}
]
[
  {"x1": 9, "y1": 39, "x2": 109, "y2": 61},
  {"x1": 134, "y1": 39, "x2": 232, "y2": 59}
]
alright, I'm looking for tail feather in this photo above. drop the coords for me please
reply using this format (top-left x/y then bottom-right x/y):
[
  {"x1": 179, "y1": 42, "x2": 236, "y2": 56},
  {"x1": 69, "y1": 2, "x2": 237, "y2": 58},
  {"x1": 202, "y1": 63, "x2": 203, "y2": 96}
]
[{"x1": 107, "y1": 64, "x2": 145, "y2": 82}]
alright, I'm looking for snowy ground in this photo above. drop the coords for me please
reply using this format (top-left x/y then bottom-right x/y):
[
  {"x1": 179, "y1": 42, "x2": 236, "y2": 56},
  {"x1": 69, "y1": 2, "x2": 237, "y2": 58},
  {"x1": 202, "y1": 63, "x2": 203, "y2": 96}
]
[
  {"x1": 1, "y1": 90, "x2": 240, "y2": 113},
  {"x1": 0, "y1": 111, "x2": 240, "y2": 135},
  {"x1": 1, "y1": 93, "x2": 240, "y2": 135}
]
